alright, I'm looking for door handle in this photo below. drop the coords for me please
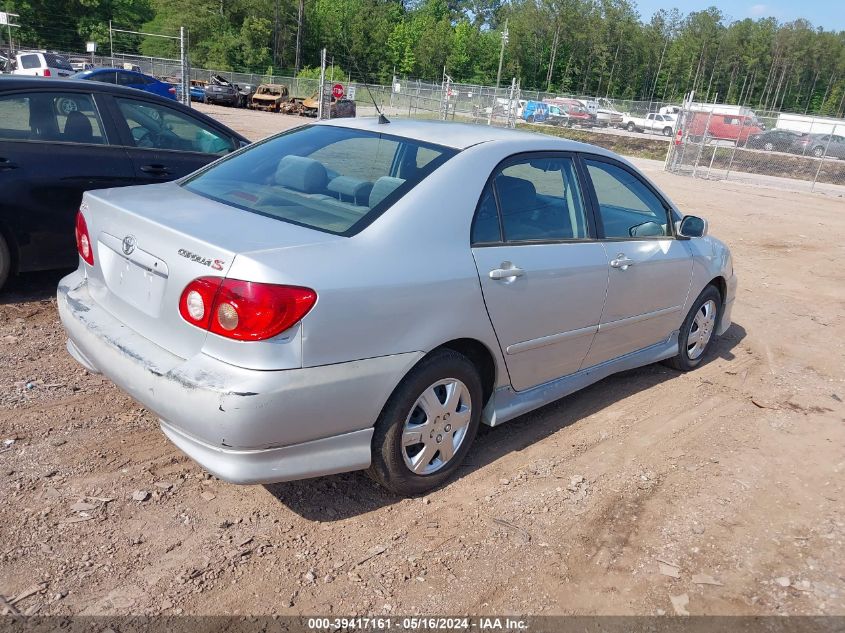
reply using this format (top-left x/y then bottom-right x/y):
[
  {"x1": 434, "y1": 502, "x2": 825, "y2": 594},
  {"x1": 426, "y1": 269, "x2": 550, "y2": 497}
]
[
  {"x1": 610, "y1": 254, "x2": 635, "y2": 270},
  {"x1": 140, "y1": 164, "x2": 170, "y2": 175},
  {"x1": 0, "y1": 158, "x2": 19, "y2": 171},
  {"x1": 489, "y1": 262, "x2": 525, "y2": 281}
]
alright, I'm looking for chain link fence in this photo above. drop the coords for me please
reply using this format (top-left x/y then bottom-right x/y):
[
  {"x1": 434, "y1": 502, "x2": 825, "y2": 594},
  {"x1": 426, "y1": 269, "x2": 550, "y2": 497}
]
[{"x1": 666, "y1": 102, "x2": 845, "y2": 194}]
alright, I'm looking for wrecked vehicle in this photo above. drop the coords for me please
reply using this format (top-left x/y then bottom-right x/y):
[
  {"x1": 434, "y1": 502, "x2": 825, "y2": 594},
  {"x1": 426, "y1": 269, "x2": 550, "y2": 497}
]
[
  {"x1": 204, "y1": 74, "x2": 240, "y2": 107},
  {"x1": 301, "y1": 93, "x2": 356, "y2": 118},
  {"x1": 249, "y1": 83, "x2": 289, "y2": 112}
]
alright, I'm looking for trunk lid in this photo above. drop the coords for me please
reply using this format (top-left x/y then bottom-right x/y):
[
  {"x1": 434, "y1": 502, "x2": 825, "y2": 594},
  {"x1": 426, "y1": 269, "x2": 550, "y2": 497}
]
[{"x1": 81, "y1": 181, "x2": 339, "y2": 361}]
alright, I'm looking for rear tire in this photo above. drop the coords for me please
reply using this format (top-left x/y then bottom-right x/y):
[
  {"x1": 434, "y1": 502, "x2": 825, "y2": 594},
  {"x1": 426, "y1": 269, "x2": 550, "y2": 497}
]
[
  {"x1": 812, "y1": 146, "x2": 825, "y2": 158},
  {"x1": 0, "y1": 233, "x2": 11, "y2": 291},
  {"x1": 764, "y1": 141, "x2": 774, "y2": 151},
  {"x1": 368, "y1": 349, "x2": 483, "y2": 497},
  {"x1": 663, "y1": 285, "x2": 722, "y2": 372},
  {"x1": 663, "y1": 126, "x2": 673, "y2": 137}
]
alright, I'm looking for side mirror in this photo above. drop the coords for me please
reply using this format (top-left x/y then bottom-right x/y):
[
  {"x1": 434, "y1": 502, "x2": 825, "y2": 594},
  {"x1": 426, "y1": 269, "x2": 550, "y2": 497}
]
[{"x1": 677, "y1": 215, "x2": 708, "y2": 238}]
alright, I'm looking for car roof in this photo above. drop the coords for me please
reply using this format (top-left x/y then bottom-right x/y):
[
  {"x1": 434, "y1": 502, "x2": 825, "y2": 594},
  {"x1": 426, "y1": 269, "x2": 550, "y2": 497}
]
[{"x1": 316, "y1": 117, "x2": 593, "y2": 151}]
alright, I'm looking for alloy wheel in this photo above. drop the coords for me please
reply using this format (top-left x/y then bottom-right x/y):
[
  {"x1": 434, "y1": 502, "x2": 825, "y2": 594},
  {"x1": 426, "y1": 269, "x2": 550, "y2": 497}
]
[
  {"x1": 687, "y1": 299, "x2": 717, "y2": 360},
  {"x1": 401, "y1": 379, "x2": 472, "y2": 476}
]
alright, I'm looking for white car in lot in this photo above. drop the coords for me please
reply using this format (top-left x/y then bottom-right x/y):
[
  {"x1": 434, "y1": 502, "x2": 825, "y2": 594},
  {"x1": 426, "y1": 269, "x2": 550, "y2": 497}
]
[
  {"x1": 11, "y1": 51, "x2": 74, "y2": 78},
  {"x1": 622, "y1": 112, "x2": 677, "y2": 136}
]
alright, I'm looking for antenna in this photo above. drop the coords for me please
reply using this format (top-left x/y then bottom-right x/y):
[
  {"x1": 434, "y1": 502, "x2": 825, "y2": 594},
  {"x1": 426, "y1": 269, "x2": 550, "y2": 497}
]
[{"x1": 338, "y1": 44, "x2": 390, "y2": 124}]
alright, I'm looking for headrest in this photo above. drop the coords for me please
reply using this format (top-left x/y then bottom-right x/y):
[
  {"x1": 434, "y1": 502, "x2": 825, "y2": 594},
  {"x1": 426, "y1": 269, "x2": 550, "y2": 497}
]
[
  {"x1": 274, "y1": 155, "x2": 328, "y2": 193},
  {"x1": 496, "y1": 175, "x2": 537, "y2": 214},
  {"x1": 369, "y1": 176, "x2": 405, "y2": 208},
  {"x1": 327, "y1": 176, "x2": 373, "y2": 204}
]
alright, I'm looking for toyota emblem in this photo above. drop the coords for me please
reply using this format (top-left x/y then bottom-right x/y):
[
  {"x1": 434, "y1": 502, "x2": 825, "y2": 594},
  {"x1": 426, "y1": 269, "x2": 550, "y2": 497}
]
[{"x1": 122, "y1": 235, "x2": 137, "y2": 256}]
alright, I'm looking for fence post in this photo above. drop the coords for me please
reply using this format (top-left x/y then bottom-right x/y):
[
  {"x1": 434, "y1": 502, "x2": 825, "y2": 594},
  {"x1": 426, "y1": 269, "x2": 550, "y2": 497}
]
[{"x1": 811, "y1": 129, "x2": 835, "y2": 192}]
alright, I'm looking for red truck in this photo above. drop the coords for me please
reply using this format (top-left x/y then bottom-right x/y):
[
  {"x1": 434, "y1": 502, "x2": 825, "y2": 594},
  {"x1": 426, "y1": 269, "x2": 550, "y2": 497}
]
[
  {"x1": 544, "y1": 98, "x2": 596, "y2": 128},
  {"x1": 686, "y1": 111, "x2": 764, "y2": 144}
]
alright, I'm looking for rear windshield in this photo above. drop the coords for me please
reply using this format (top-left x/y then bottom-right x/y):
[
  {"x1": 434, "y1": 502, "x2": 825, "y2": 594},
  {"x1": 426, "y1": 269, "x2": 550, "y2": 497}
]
[
  {"x1": 44, "y1": 54, "x2": 73, "y2": 70},
  {"x1": 183, "y1": 125, "x2": 457, "y2": 236}
]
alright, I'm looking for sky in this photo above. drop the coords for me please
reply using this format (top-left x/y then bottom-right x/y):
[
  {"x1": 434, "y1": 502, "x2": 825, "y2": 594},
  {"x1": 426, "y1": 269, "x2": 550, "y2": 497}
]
[{"x1": 632, "y1": 0, "x2": 845, "y2": 31}]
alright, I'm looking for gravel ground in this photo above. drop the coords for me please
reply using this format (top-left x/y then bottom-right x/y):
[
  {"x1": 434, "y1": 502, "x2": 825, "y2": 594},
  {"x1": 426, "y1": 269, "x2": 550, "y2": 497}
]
[{"x1": 0, "y1": 105, "x2": 843, "y2": 618}]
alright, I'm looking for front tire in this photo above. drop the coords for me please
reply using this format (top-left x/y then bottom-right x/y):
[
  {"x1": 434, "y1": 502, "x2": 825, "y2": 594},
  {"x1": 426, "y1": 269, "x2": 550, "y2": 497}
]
[
  {"x1": 663, "y1": 285, "x2": 722, "y2": 372},
  {"x1": 626, "y1": 122, "x2": 636, "y2": 132},
  {"x1": 368, "y1": 349, "x2": 483, "y2": 496}
]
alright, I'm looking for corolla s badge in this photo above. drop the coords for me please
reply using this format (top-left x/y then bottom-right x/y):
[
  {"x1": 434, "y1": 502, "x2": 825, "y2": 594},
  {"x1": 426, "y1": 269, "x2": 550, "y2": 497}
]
[{"x1": 122, "y1": 235, "x2": 137, "y2": 256}]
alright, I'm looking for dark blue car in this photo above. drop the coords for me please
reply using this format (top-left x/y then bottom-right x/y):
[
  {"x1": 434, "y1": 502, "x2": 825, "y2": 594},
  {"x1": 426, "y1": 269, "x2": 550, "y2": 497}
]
[{"x1": 71, "y1": 68, "x2": 177, "y2": 101}]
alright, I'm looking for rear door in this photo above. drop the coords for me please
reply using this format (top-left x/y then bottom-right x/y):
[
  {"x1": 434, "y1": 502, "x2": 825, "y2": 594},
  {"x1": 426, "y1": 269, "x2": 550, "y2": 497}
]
[
  {"x1": 580, "y1": 156, "x2": 692, "y2": 368},
  {"x1": 471, "y1": 152, "x2": 608, "y2": 391},
  {"x1": 0, "y1": 89, "x2": 134, "y2": 271},
  {"x1": 105, "y1": 95, "x2": 239, "y2": 180}
]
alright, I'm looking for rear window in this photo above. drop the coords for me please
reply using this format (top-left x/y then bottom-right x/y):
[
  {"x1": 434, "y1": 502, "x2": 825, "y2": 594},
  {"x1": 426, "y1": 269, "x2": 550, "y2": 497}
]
[
  {"x1": 183, "y1": 125, "x2": 457, "y2": 236},
  {"x1": 44, "y1": 54, "x2": 73, "y2": 70},
  {"x1": 20, "y1": 54, "x2": 41, "y2": 69}
]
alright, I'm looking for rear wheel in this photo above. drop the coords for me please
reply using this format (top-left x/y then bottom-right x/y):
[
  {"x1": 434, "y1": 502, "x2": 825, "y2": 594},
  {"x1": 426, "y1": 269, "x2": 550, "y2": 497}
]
[
  {"x1": 368, "y1": 349, "x2": 482, "y2": 496},
  {"x1": 764, "y1": 141, "x2": 775, "y2": 151},
  {"x1": 663, "y1": 286, "x2": 722, "y2": 372},
  {"x1": 527, "y1": 115, "x2": 535, "y2": 123},
  {"x1": 0, "y1": 233, "x2": 11, "y2": 291},
  {"x1": 812, "y1": 146, "x2": 825, "y2": 158},
  {"x1": 663, "y1": 126, "x2": 673, "y2": 137}
]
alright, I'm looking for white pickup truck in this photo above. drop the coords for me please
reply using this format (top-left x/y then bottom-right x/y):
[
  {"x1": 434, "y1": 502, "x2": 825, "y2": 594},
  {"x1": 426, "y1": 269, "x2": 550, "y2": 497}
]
[{"x1": 621, "y1": 112, "x2": 677, "y2": 136}]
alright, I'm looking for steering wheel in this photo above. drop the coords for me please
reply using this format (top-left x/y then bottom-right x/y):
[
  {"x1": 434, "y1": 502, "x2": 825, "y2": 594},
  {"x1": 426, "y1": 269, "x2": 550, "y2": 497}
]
[{"x1": 131, "y1": 126, "x2": 155, "y2": 148}]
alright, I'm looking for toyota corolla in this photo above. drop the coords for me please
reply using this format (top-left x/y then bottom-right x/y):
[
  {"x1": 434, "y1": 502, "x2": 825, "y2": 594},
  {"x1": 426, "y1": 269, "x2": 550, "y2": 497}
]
[{"x1": 58, "y1": 118, "x2": 736, "y2": 496}]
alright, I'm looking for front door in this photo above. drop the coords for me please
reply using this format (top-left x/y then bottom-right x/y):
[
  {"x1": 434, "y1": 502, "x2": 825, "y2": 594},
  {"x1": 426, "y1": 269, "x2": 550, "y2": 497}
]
[
  {"x1": 471, "y1": 153, "x2": 608, "y2": 392},
  {"x1": 107, "y1": 96, "x2": 238, "y2": 181},
  {"x1": 580, "y1": 157, "x2": 693, "y2": 368}
]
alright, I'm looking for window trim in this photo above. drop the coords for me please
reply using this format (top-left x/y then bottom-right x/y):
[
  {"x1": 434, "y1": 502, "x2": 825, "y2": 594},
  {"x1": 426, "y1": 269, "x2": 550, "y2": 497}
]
[
  {"x1": 470, "y1": 150, "x2": 597, "y2": 248},
  {"x1": 579, "y1": 154, "x2": 678, "y2": 241}
]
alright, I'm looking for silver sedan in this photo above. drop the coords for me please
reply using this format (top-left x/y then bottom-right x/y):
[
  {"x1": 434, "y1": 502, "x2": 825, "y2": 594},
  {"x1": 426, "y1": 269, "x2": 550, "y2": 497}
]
[{"x1": 58, "y1": 118, "x2": 736, "y2": 496}]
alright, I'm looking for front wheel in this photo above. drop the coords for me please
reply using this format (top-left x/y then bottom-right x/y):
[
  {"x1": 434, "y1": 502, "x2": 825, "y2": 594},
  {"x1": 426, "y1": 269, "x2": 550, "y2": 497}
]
[
  {"x1": 812, "y1": 146, "x2": 825, "y2": 158},
  {"x1": 663, "y1": 126, "x2": 673, "y2": 137},
  {"x1": 663, "y1": 286, "x2": 722, "y2": 372},
  {"x1": 368, "y1": 349, "x2": 483, "y2": 496},
  {"x1": 626, "y1": 122, "x2": 636, "y2": 132}
]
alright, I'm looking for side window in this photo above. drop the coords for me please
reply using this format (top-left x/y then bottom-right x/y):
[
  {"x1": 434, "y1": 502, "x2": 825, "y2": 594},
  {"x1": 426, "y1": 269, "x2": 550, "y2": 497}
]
[
  {"x1": 20, "y1": 54, "x2": 41, "y2": 69},
  {"x1": 0, "y1": 93, "x2": 105, "y2": 144},
  {"x1": 90, "y1": 71, "x2": 117, "y2": 84},
  {"x1": 584, "y1": 159, "x2": 671, "y2": 238},
  {"x1": 115, "y1": 98, "x2": 236, "y2": 154},
  {"x1": 0, "y1": 96, "x2": 31, "y2": 140},
  {"x1": 493, "y1": 155, "x2": 589, "y2": 242},
  {"x1": 471, "y1": 182, "x2": 501, "y2": 244}
]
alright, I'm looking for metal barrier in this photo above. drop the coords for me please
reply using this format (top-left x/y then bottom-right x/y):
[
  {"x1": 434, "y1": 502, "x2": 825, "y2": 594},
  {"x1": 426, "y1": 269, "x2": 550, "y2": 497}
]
[{"x1": 665, "y1": 103, "x2": 845, "y2": 194}]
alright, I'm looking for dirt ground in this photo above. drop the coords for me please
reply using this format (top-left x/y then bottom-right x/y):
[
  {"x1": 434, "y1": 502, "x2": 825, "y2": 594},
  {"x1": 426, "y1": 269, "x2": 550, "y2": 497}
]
[{"x1": 1, "y1": 105, "x2": 843, "y2": 618}]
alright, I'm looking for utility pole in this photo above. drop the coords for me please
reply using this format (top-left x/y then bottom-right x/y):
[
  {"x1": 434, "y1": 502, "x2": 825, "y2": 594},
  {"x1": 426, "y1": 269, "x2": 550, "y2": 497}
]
[
  {"x1": 294, "y1": 0, "x2": 304, "y2": 75},
  {"x1": 496, "y1": 19, "x2": 508, "y2": 89},
  {"x1": 109, "y1": 21, "x2": 114, "y2": 62}
]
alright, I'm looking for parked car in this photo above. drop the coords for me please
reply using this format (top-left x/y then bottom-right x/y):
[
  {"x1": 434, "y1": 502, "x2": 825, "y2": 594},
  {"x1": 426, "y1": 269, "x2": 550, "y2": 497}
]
[
  {"x1": 793, "y1": 133, "x2": 845, "y2": 159},
  {"x1": 545, "y1": 104, "x2": 570, "y2": 127},
  {"x1": 72, "y1": 68, "x2": 177, "y2": 101},
  {"x1": 0, "y1": 76, "x2": 249, "y2": 289},
  {"x1": 521, "y1": 100, "x2": 549, "y2": 123},
  {"x1": 250, "y1": 83, "x2": 289, "y2": 111},
  {"x1": 301, "y1": 93, "x2": 357, "y2": 118},
  {"x1": 545, "y1": 98, "x2": 595, "y2": 127},
  {"x1": 686, "y1": 111, "x2": 763, "y2": 144},
  {"x1": 69, "y1": 58, "x2": 95, "y2": 72},
  {"x1": 745, "y1": 128, "x2": 803, "y2": 152},
  {"x1": 622, "y1": 112, "x2": 676, "y2": 136},
  {"x1": 204, "y1": 82, "x2": 240, "y2": 107},
  {"x1": 57, "y1": 118, "x2": 736, "y2": 496},
  {"x1": 11, "y1": 51, "x2": 74, "y2": 78},
  {"x1": 237, "y1": 83, "x2": 256, "y2": 108},
  {"x1": 584, "y1": 98, "x2": 623, "y2": 127}
]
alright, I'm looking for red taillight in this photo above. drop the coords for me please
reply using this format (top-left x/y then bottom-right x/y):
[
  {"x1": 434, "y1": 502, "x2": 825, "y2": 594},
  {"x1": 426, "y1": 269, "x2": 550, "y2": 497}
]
[
  {"x1": 179, "y1": 277, "x2": 317, "y2": 341},
  {"x1": 168, "y1": 86, "x2": 176, "y2": 94},
  {"x1": 43, "y1": 69, "x2": 51, "y2": 77},
  {"x1": 75, "y1": 211, "x2": 94, "y2": 265}
]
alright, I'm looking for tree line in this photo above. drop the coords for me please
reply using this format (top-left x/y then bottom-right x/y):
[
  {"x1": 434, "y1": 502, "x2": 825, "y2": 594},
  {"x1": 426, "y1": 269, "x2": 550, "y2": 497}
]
[{"x1": 4, "y1": 0, "x2": 845, "y2": 115}]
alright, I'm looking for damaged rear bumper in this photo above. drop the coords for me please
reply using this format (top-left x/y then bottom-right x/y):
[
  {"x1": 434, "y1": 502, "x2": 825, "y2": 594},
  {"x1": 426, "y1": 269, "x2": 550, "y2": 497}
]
[{"x1": 57, "y1": 270, "x2": 424, "y2": 484}]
